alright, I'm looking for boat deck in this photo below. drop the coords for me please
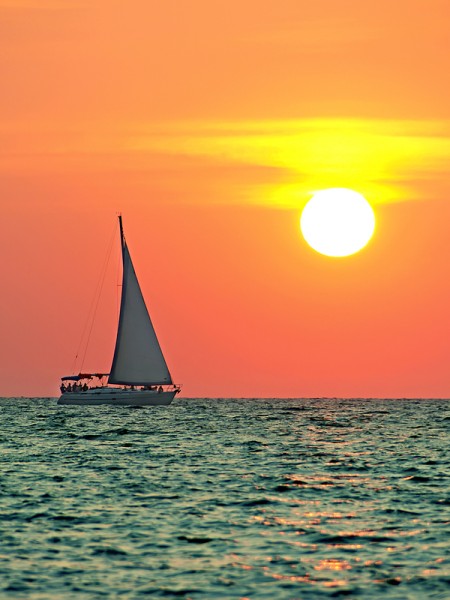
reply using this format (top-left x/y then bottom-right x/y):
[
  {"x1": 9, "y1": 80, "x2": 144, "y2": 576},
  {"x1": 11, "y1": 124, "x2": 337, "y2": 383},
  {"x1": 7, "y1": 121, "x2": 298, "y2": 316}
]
[{"x1": 58, "y1": 388, "x2": 176, "y2": 406}]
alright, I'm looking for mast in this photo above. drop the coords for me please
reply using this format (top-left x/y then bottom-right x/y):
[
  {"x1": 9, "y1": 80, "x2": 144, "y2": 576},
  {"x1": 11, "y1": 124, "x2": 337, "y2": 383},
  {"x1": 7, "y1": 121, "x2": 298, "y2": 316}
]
[{"x1": 118, "y1": 214, "x2": 125, "y2": 250}]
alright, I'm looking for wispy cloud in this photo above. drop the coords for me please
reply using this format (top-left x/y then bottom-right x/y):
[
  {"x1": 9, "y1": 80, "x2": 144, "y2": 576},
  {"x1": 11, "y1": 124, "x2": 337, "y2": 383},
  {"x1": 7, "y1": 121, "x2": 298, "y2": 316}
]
[
  {"x1": 126, "y1": 118, "x2": 450, "y2": 207},
  {"x1": 1, "y1": 117, "x2": 449, "y2": 209}
]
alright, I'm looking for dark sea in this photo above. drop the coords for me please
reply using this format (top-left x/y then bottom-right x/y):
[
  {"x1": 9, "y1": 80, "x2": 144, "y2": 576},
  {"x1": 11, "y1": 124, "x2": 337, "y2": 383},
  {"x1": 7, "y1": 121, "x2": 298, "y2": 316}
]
[{"x1": 1, "y1": 398, "x2": 449, "y2": 599}]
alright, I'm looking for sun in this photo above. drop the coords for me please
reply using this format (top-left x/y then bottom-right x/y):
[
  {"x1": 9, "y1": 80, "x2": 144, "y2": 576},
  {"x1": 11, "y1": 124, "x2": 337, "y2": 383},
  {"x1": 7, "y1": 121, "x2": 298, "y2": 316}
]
[{"x1": 300, "y1": 188, "x2": 375, "y2": 257}]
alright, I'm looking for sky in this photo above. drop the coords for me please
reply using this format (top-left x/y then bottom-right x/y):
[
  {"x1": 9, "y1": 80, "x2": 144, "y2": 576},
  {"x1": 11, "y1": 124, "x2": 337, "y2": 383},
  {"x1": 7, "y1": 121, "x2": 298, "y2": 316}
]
[{"x1": 1, "y1": 0, "x2": 450, "y2": 397}]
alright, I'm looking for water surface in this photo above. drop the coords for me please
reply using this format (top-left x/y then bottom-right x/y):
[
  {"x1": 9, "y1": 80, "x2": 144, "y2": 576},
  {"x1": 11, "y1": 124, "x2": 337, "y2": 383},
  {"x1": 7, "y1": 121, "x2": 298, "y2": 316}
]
[{"x1": 0, "y1": 398, "x2": 449, "y2": 598}]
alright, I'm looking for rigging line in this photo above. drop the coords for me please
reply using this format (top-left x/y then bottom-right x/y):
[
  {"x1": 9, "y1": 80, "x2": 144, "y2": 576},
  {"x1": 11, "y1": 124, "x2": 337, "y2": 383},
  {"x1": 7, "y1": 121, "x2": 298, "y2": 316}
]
[
  {"x1": 79, "y1": 220, "x2": 118, "y2": 373},
  {"x1": 71, "y1": 220, "x2": 118, "y2": 374}
]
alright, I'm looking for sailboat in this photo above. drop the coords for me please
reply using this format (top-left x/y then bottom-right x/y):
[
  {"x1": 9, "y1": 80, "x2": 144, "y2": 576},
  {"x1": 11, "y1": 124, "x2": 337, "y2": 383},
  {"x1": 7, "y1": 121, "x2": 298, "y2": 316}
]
[{"x1": 58, "y1": 216, "x2": 181, "y2": 406}]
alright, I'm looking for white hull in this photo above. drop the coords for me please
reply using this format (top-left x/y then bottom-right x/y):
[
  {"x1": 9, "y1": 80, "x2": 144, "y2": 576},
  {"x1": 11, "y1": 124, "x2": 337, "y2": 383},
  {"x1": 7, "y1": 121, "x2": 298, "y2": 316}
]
[{"x1": 58, "y1": 388, "x2": 176, "y2": 406}]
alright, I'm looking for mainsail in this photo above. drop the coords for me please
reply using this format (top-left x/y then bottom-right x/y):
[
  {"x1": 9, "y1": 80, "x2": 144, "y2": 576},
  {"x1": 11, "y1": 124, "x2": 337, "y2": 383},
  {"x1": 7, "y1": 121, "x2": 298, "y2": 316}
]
[{"x1": 109, "y1": 218, "x2": 172, "y2": 386}]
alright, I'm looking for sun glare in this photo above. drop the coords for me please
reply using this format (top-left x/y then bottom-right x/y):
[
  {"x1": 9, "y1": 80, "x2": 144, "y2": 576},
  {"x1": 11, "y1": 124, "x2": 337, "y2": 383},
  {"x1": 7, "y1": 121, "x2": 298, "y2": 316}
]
[{"x1": 300, "y1": 188, "x2": 376, "y2": 257}]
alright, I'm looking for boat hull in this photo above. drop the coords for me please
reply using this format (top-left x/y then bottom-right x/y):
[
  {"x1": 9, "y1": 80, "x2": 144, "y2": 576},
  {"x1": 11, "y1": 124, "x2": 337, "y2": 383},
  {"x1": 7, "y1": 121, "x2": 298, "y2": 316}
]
[{"x1": 57, "y1": 388, "x2": 176, "y2": 406}]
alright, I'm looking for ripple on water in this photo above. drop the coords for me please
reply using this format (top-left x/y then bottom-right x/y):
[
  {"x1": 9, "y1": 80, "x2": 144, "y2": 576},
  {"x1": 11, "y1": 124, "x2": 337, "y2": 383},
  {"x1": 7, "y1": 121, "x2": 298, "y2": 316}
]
[{"x1": 0, "y1": 397, "x2": 449, "y2": 599}]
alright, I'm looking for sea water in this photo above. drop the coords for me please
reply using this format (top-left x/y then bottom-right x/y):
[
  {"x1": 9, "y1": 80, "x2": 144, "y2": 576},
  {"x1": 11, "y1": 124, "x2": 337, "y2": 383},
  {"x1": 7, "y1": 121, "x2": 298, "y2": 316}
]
[{"x1": 0, "y1": 398, "x2": 448, "y2": 599}]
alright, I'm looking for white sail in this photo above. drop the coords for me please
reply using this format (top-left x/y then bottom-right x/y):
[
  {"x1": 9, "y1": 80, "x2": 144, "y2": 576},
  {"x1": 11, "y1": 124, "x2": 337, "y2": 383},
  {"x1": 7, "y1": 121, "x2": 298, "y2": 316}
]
[{"x1": 109, "y1": 234, "x2": 172, "y2": 386}]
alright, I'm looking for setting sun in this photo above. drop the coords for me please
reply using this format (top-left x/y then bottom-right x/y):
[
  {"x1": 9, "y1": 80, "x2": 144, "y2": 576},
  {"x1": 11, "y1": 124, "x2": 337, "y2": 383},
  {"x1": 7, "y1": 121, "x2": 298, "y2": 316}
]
[{"x1": 300, "y1": 188, "x2": 376, "y2": 257}]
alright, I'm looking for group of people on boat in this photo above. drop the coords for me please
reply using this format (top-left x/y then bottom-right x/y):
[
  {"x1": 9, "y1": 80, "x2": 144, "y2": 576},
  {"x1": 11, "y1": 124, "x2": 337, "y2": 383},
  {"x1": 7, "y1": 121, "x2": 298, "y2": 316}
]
[
  {"x1": 127, "y1": 385, "x2": 166, "y2": 393},
  {"x1": 60, "y1": 382, "x2": 88, "y2": 393}
]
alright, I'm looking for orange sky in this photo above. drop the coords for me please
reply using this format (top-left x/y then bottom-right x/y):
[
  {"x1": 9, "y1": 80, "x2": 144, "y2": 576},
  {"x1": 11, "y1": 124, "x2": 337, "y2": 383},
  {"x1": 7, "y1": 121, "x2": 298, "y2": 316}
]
[{"x1": 1, "y1": 0, "x2": 450, "y2": 397}]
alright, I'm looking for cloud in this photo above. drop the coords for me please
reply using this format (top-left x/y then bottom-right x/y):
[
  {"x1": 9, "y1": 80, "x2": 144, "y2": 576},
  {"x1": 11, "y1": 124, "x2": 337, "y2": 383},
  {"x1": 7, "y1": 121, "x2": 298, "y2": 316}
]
[
  {"x1": 1, "y1": 112, "x2": 449, "y2": 209},
  {"x1": 125, "y1": 118, "x2": 450, "y2": 206}
]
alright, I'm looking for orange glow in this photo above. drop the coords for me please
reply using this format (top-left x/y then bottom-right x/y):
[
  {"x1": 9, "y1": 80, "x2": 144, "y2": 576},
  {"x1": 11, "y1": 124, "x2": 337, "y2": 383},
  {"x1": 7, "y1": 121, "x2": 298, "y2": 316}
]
[{"x1": 1, "y1": 1, "x2": 450, "y2": 396}]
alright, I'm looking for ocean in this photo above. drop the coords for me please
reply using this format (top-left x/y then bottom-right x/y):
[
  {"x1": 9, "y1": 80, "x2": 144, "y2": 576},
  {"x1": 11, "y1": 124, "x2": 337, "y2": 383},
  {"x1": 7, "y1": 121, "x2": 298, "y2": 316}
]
[{"x1": 0, "y1": 398, "x2": 448, "y2": 599}]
